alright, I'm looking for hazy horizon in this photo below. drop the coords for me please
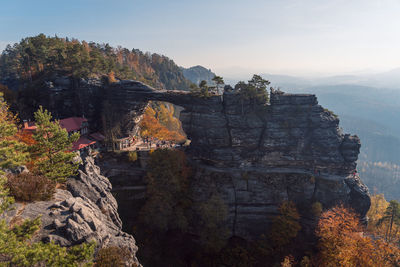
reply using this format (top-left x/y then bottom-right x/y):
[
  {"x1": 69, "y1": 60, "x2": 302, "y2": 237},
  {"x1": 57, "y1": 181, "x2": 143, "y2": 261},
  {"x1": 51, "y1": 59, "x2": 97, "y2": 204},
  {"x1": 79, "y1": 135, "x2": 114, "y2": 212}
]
[{"x1": 2, "y1": 0, "x2": 400, "y2": 77}]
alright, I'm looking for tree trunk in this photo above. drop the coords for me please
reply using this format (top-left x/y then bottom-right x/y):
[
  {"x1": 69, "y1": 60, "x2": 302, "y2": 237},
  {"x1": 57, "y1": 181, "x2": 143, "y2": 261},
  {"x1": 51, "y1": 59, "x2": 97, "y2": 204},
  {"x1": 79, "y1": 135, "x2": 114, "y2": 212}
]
[{"x1": 389, "y1": 212, "x2": 394, "y2": 242}]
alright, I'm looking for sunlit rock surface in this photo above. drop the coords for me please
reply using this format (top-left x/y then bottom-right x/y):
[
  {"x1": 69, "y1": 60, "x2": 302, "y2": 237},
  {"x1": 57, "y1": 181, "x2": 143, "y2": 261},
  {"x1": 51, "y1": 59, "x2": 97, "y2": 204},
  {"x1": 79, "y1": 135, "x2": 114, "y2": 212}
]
[{"x1": 1, "y1": 155, "x2": 141, "y2": 267}]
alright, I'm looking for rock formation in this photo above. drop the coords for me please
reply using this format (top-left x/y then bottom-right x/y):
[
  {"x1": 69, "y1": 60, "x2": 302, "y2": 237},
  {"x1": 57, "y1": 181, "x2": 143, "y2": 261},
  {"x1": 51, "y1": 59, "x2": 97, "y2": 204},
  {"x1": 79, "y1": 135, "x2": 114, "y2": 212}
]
[
  {"x1": 13, "y1": 77, "x2": 370, "y2": 240},
  {"x1": 105, "y1": 81, "x2": 370, "y2": 239},
  {"x1": 1, "y1": 155, "x2": 141, "y2": 267}
]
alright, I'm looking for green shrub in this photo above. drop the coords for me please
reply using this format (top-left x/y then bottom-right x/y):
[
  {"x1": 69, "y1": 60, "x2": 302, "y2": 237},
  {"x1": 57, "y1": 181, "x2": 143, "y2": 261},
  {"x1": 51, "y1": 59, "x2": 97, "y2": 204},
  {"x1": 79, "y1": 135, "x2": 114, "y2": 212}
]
[{"x1": 7, "y1": 173, "x2": 56, "y2": 202}]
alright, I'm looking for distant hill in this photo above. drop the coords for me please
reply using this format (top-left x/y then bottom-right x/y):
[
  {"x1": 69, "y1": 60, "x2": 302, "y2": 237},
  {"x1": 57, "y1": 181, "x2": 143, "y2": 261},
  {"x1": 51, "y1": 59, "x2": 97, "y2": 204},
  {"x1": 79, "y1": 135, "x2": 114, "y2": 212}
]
[
  {"x1": 0, "y1": 34, "x2": 193, "y2": 91},
  {"x1": 180, "y1": 65, "x2": 216, "y2": 86}
]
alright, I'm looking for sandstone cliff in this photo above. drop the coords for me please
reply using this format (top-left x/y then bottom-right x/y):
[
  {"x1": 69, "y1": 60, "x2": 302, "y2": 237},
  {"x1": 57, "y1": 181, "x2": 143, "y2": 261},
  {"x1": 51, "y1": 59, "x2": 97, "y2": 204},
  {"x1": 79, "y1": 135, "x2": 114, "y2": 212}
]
[
  {"x1": 11, "y1": 77, "x2": 370, "y2": 241},
  {"x1": 102, "y1": 81, "x2": 370, "y2": 239},
  {"x1": 179, "y1": 90, "x2": 369, "y2": 238},
  {"x1": 1, "y1": 155, "x2": 141, "y2": 266}
]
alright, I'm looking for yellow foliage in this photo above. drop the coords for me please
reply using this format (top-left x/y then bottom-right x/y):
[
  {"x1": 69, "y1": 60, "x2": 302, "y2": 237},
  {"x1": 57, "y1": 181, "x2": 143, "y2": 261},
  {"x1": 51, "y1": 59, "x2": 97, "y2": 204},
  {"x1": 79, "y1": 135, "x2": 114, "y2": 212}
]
[
  {"x1": 108, "y1": 71, "x2": 117, "y2": 83},
  {"x1": 140, "y1": 103, "x2": 186, "y2": 142},
  {"x1": 368, "y1": 194, "x2": 389, "y2": 224},
  {"x1": 366, "y1": 194, "x2": 400, "y2": 241},
  {"x1": 127, "y1": 151, "x2": 138, "y2": 162},
  {"x1": 144, "y1": 105, "x2": 156, "y2": 117},
  {"x1": 280, "y1": 255, "x2": 295, "y2": 267},
  {"x1": 316, "y1": 205, "x2": 400, "y2": 266}
]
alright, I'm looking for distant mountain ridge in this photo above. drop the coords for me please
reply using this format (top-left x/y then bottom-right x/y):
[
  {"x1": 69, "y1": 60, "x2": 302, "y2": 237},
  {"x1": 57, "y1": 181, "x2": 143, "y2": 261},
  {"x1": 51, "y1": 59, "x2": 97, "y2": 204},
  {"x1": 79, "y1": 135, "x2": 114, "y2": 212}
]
[
  {"x1": 261, "y1": 69, "x2": 400, "y2": 89},
  {"x1": 180, "y1": 65, "x2": 216, "y2": 85}
]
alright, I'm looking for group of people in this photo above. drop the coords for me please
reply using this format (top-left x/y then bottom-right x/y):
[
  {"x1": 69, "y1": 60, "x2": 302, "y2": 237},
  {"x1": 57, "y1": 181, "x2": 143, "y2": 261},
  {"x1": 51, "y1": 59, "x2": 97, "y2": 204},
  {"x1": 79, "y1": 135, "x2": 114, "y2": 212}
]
[{"x1": 137, "y1": 137, "x2": 176, "y2": 150}]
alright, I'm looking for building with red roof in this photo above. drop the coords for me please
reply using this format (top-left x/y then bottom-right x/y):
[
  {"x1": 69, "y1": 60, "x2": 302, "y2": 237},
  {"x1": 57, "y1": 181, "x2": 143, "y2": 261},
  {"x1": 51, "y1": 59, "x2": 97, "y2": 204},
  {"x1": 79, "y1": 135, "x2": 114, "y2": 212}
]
[
  {"x1": 72, "y1": 136, "x2": 96, "y2": 151},
  {"x1": 89, "y1": 132, "x2": 105, "y2": 142},
  {"x1": 59, "y1": 117, "x2": 89, "y2": 135},
  {"x1": 23, "y1": 116, "x2": 100, "y2": 152}
]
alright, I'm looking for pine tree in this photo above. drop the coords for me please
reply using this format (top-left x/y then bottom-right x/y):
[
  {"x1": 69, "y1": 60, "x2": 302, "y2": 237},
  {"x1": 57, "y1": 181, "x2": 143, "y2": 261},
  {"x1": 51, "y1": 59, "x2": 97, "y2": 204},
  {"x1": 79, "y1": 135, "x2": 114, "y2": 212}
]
[
  {"x1": 32, "y1": 107, "x2": 79, "y2": 182},
  {"x1": 0, "y1": 93, "x2": 28, "y2": 174},
  {"x1": 235, "y1": 74, "x2": 270, "y2": 105},
  {"x1": 377, "y1": 200, "x2": 400, "y2": 242},
  {"x1": 0, "y1": 92, "x2": 26, "y2": 213},
  {"x1": 212, "y1": 75, "x2": 224, "y2": 94}
]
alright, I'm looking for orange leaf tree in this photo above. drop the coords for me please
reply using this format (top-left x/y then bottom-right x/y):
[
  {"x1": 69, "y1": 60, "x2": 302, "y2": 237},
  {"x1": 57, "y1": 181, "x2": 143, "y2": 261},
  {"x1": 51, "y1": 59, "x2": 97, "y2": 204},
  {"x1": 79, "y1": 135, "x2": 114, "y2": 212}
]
[{"x1": 316, "y1": 205, "x2": 400, "y2": 266}]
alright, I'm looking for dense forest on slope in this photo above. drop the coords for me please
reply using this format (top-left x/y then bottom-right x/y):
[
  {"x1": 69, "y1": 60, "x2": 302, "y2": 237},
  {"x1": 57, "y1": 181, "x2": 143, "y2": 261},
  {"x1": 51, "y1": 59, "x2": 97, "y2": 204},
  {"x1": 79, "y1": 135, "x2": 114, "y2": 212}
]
[{"x1": 0, "y1": 34, "x2": 193, "y2": 90}]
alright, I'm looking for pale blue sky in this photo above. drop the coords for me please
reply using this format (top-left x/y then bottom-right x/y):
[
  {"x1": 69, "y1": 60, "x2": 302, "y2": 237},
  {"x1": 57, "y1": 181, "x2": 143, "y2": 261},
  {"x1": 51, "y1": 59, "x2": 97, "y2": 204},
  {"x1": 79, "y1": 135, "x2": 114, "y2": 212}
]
[{"x1": 1, "y1": 0, "x2": 400, "y2": 76}]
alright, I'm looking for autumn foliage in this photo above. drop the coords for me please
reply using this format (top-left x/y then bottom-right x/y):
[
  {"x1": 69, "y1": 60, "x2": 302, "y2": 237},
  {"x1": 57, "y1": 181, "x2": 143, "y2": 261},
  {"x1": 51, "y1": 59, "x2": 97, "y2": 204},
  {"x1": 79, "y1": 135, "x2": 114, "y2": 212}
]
[
  {"x1": 0, "y1": 34, "x2": 193, "y2": 90},
  {"x1": 7, "y1": 173, "x2": 55, "y2": 202},
  {"x1": 316, "y1": 205, "x2": 400, "y2": 266},
  {"x1": 367, "y1": 194, "x2": 400, "y2": 244},
  {"x1": 16, "y1": 130, "x2": 36, "y2": 146},
  {"x1": 107, "y1": 71, "x2": 117, "y2": 83},
  {"x1": 140, "y1": 103, "x2": 186, "y2": 142},
  {"x1": 95, "y1": 246, "x2": 135, "y2": 267}
]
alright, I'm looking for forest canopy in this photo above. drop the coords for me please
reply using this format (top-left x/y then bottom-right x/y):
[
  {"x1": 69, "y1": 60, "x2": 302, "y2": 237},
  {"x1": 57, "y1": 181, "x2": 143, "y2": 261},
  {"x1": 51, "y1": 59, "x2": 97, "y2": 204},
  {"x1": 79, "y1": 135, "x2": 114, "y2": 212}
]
[{"x1": 0, "y1": 34, "x2": 193, "y2": 90}]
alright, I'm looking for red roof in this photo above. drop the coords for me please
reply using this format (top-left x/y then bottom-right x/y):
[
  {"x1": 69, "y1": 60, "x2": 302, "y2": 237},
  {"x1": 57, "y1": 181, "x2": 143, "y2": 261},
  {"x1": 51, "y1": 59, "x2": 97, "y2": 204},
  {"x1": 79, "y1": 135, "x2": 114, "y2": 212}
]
[
  {"x1": 89, "y1": 132, "x2": 105, "y2": 141},
  {"x1": 59, "y1": 117, "x2": 87, "y2": 132},
  {"x1": 23, "y1": 121, "x2": 37, "y2": 132},
  {"x1": 72, "y1": 136, "x2": 96, "y2": 151}
]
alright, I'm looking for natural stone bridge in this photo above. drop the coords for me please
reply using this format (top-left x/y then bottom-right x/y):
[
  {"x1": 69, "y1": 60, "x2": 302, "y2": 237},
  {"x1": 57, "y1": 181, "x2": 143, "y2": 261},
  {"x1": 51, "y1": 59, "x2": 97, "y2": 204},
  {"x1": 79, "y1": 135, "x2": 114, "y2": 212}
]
[
  {"x1": 108, "y1": 80, "x2": 361, "y2": 176},
  {"x1": 101, "y1": 80, "x2": 371, "y2": 238}
]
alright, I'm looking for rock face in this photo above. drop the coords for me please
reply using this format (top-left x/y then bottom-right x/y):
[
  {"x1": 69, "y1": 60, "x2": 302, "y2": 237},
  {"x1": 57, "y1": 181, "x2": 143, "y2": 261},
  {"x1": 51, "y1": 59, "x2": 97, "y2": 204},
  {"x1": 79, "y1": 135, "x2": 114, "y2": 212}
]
[
  {"x1": 180, "y1": 91, "x2": 360, "y2": 175},
  {"x1": 109, "y1": 81, "x2": 361, "y2": 176},
  {"x1": 107, "y1": 82, "x2": 370, "y2": 239},
  {"x1": 96, "y1": 81, "x2": 371, "y2": 240},
  {"x1": 14, "y1": 78, "x2": 370, "y2": 240},
  {"x1": 1, "y1": 155, "x2": 141, "y2": 267},
  {"x1": 179, "y1": 90, "x2": 369, "y2": 238}
]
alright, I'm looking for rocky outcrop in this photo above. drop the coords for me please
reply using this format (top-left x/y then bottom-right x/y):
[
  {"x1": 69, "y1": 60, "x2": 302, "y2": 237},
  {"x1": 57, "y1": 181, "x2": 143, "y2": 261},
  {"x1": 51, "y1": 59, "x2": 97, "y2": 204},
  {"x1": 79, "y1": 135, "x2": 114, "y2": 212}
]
[
  {"x1": 15, "y1": 78, "x2": 370, "y2": 241},
  {"x1": 42, "y1": 78, "x2": 364, "y2": 177},
  {"x1": 179, "y1": 90, "x2": 369, "y2": 238},
  {"x1": 179, "y1": 91, "x2": 360, "y2": 175},
  {"x1": 190, "y1": 165, "x2": 370, "y2": 239},
  {"x1": 1, "y1": 155, "x2": 141, "y2": 266},
  {"x1": 108, "y1": 81, "x2": 361, "y2": 176},
  {"x1": 105, "y1": 82, "x2": 370, "y2": 239}
]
